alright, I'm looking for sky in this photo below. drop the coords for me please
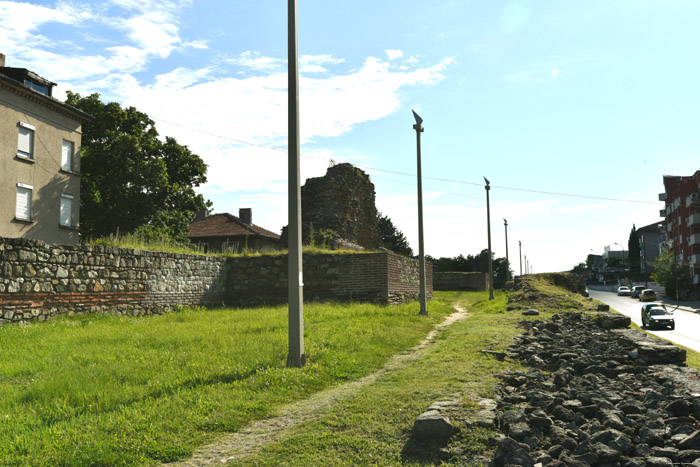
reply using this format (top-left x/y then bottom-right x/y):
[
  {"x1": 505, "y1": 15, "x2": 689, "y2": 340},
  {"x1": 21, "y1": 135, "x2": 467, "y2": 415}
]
[{"x1": 1, "y1": 0, "x2": 699, "y2": 273}]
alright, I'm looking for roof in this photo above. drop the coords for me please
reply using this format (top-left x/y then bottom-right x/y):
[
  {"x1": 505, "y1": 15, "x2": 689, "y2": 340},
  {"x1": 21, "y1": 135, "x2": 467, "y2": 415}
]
[
  {"x1": 0, "y1": 70, "x2": 91, "y2": 122},
  {"x1": 188, "y1": 213, "x2": 281, "y2": 239}
]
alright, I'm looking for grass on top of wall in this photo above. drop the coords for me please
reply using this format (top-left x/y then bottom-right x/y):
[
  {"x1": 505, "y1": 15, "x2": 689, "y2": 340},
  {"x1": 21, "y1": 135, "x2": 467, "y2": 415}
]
[
  {"x1": 0, "y1": 299, "x2": 454, "y2": 466},
  {"x1": 85, "y1": 234, "x2": 376, "y2": 257}
]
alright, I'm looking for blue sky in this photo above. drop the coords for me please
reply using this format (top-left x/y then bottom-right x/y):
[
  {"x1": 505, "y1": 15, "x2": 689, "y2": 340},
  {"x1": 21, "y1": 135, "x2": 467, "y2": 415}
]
[{"x1": 2, "y1": 0, "x2": 698, "y2": 272}]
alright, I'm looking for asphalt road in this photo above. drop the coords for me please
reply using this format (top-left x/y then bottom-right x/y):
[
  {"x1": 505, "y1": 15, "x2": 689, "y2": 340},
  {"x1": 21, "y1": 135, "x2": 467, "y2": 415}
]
[{"x1": 589, "y1": 290, "x2": 700, "y2": 354}]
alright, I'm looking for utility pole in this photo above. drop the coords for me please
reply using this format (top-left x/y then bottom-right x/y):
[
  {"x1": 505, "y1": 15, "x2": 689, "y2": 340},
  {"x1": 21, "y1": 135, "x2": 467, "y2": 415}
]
[
  {"x1": 524, "y1": 255, "x2": 528, "y2": 275},
  {"x1": 412, "y1": 110, "x2": 427, "y2": 315},
  {"x1": 503, "y1": 219, "x2": 509, "y2": 281},
  {"x1": 485, "y1": 177, "x2": 494, "y2": 300},
  {"x1": 519, "y1": 240, "x2": 522, "y2": 276},
  {"x1": 287, "y1": 0, "x2": 304, "y2": 368}
]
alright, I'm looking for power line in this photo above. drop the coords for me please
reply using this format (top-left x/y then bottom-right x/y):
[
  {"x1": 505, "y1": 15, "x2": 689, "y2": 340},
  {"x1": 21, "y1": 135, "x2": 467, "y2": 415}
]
[{"x1": 152, "y1": 116, "x2": 659, "y2": 206}]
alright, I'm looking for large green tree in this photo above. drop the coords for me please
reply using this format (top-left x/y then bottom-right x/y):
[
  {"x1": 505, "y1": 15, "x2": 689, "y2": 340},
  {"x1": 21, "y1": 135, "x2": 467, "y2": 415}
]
[
  {"x1": 377, "y1": 213, "x2": 413, "y2": 256},
  {"x1": 66, "y1": 92, "x2": 210, "y2": 242},
  {"x1": 651, "y1": 249, "x2": 693, "y2": 300}
]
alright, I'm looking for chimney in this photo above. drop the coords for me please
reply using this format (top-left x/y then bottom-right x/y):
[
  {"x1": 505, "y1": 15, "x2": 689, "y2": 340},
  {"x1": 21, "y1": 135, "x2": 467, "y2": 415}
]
[
  {"x1": 239, "y1": 208, "x2": 252, "y2": 224},
  {"x1": 0, "y1": 53, "x2": 5, "y2": 67}
]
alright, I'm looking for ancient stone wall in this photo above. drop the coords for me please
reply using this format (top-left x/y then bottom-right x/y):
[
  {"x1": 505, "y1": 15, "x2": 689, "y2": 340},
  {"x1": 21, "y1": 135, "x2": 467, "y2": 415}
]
[
  {"x1": 288, "y1": 163, "x2": 381, "y2": 249},
  {"x1": 434, "y1": 271, "x2": 488, "y2": 291},
  {"x1": 0, "y1": 238, "x2": 432, "y2": 323}
]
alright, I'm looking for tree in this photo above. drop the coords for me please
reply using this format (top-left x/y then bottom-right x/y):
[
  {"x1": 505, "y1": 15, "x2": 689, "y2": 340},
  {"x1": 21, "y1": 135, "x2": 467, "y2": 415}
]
[
  {"x1": 377, "y1": 213, "x2": 413, "y2": 256},
  {"x1": 628, "y1": 224, "x2": 641, "y2": 277},
  {"x1": 66, "y1": 92, "x2": 210, "y2": 243},
  {"x1": 570, "y1": 262, "x2": 587, "y2": 275},
  {"x1": 651, "y1": 249, "x2": 693, "y2": 300}
]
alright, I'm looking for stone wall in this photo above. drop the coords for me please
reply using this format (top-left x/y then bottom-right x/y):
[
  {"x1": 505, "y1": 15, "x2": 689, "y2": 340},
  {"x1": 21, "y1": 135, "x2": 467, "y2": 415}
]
[
  {"x1": 0, "y1": 238, "x2": 228, "y2": 323},
  {"x1": 0, "y1": 237, "x2": 432, "y2": 323},
  {"x1": 225, "y1": 252, "x2": 433, "y2": 307},
  {"x1": 434, "y1": 271, "x2": 488, "y2": 291}
]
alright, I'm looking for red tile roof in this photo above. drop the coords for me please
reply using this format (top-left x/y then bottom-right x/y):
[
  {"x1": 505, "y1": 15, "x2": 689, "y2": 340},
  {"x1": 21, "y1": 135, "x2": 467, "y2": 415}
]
[{"x1": 189, "y1": 213, "x2": 281, "y2": 239}]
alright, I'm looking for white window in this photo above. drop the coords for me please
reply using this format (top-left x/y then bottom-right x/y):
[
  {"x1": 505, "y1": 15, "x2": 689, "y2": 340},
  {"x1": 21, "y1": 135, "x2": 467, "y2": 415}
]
[
  {"x1": 16, "y1": 183, "x2": 33, "y2": 220},
  {"x1": 17, "y1": 122, "x2": 35, "y2": 159},
  {"x1": 60, "y1": 193, "x2": 74, "y2": 227},
  {"x1": 61, "y1": 140, "x2": 73, "y2": 171}
]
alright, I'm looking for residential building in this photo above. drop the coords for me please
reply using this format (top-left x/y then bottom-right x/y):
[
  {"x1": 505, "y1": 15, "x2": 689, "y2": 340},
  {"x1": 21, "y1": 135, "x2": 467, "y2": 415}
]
[
  {"x1": 659, "y1": 170, "x2": 700, "y2": 294},
  {"x1": 637, "y1": 222, "x2": 663, "y2": 278},
  {"x1": 188, "y1": 209, "x2": 282, "y2": 253},
  {"x1": 600, "y1": 246, "x2": 627, "y2": 283},
  {"x1": 0, "y1": 53, "x2": 90, "y2": 244}
]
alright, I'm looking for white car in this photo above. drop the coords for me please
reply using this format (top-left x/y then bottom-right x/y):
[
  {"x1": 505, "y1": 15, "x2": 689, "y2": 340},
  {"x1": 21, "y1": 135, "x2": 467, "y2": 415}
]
[{"x1": 617, "y1": 286, "x2": 631, "y2": 296}]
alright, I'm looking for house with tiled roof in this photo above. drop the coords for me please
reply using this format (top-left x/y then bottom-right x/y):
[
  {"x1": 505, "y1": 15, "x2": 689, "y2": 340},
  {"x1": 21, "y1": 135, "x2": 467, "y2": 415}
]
[{"x1": 188, "y1": 208, "x2": 282, "y2": 253}]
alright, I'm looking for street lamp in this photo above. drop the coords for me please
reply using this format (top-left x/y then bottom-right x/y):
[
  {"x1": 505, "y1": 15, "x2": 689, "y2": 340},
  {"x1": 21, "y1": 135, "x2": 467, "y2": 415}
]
[
  {"x1": 287, "y1": 0, "x2": 305, "y2": 368},
  {"x1": 412, "y1": 110, "x2": 427, "y2": 316},
  {"x1": 503, "y1": 219, "x2": 509, "y2": 282},
  {"x1": 484, "y1": 177, "x2": 494, "y2": 300},
  {"x1": 519, "y1": 240, "x2": 522, "y2": 276}
]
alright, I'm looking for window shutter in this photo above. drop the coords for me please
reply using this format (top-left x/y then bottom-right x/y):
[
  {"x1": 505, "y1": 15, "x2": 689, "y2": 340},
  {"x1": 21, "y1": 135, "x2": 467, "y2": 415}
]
[
  {"x1": 18, "y1": 126, "x2": 34, "y2": 158},
  {"x1": 61, "y1": 141, "x2": 73, "y2": 171},
  {"x1": 16, "y1": 186, "x2": 31, "y2": 219}
]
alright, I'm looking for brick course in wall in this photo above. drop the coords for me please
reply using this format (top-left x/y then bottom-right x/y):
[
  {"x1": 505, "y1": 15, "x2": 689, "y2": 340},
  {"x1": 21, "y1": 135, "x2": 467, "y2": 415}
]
[
  {"x1": 434, "y1": 271, "x2": 488, "y2": 291},
  {"x1": 0, "y1": 238, "x2": 432, "y2": 324}
]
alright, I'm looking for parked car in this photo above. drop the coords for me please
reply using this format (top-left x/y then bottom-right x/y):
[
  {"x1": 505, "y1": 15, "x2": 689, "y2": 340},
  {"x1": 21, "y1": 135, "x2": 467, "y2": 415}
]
[
  {"x1": 630, "y1": 285, "x2": 646, "y2": 298},
  {"x1": 617, "y1": 286, "x2": 631, "y2": 296},
  {"x1": 641, "y1": 305, "x2": 675, "y2": 329},
  {"x1": 639, "y1": 289, "x2": 657, "y2": 302}
]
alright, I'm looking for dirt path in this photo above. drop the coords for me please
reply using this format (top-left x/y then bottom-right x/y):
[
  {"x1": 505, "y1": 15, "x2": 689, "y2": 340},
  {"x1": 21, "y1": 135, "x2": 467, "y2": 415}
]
[{"x1": 166, "y1": 306, "x2": 469, "y2": 466}]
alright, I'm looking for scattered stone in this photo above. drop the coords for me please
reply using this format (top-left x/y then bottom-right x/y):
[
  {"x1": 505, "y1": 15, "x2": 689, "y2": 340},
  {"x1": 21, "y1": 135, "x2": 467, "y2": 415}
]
[
  {"x1": 413, "y1": 410, "x2": 453, "y2": 440},
  {"x1": 522, "y1": 309, "x2": 540, "y2": 316}
]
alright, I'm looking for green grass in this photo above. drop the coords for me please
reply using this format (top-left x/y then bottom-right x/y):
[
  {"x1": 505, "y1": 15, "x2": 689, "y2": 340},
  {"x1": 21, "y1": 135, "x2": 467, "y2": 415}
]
[
  {"x1": 0, "y1": 301, "x2": 452, "y2": 466},
  {"x1": 226, "y1": 291, "x2": 528, "y2": 466}
]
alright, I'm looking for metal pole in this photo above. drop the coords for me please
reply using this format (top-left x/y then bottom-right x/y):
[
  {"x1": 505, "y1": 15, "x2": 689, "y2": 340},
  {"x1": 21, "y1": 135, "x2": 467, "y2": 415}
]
[
  {"x1": 524, "y1": 255, "x2": 527, "y2": 275},
  {"x1": 519, "y1": 240, "x2": 522, "y2": 276},
  {"x1": 504, "y1": 219, "x2": 509, "y2": 282},
  {"x1": 287, "y1": 0, "x2": 304, "y2": 368},
  {"x1": 412, "y1": 110, "x2": 427, "y2": 315},
  {"x1": 485, "y1": 177, "x2": 494, "y2": 300}
]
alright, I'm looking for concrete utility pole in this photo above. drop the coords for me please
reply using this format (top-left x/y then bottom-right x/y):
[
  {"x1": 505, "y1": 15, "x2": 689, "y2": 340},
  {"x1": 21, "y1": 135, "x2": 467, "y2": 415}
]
[
  {"x1": 519, "y1": 240, "x2": 522, "y2": 276},
  {"x1": 524, "y1": 255, "x2": 528, "y2": 275},
  {"x1": 412, "y1": 110, "x2": 427, "y2": 315},
  {"x1": 503, "y1": 219, "x2": 509, "y2": 282},
  {"x1": 485, "y1": 177, "x2": 494, "y2": 300},
  {"x1": 287, "y1": 0, "x2": 305, "y2": 368}
]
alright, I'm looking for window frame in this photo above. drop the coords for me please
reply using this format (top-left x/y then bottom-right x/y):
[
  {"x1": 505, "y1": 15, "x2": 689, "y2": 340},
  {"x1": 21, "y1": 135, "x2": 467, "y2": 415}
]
[
  {"x1": 59, "y1": 193, "x2": 74, "y2": 227},
  {"x1": 17, "y1": 122, "x2": 35, "y2": 160},
  {"x1": 61, "y1": 140, "x2": 74, "y2": 171}
]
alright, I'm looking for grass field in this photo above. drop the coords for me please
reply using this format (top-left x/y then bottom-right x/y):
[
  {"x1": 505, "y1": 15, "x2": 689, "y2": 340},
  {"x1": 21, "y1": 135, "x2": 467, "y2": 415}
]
[{"x1": 0, "y1": 299, "x2": 453, "y2": 466}]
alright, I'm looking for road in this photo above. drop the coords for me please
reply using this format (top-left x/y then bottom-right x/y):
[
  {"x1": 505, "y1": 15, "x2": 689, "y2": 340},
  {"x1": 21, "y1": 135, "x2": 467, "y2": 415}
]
[{"x1": 589, "y1": 290, "x2": 700, "y2": 354}]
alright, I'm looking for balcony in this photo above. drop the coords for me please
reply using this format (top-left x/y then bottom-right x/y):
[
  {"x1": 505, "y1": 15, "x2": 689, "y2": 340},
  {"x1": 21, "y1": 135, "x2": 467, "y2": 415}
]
[
  {"x1": 660, "y1": 209, "x2": 666, "y2": 217},
  {"x1": 690, "y1": 233, "x2": 700, "y2": 246},
  {"x1": 687, "y1": 192, "x2": 700, "y2": 208},
  {"x1": 659, "y1": 192, "x2": 667, "y2": 202},
  {"x1": 688, "y1": 213, "x2": 700, "y2": 227}
]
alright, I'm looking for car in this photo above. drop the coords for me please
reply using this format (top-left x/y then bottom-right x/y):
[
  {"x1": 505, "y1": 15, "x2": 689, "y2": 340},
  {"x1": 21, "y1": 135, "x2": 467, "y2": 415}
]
[
  {"x1": 641, "y1": 305, "x2": 675, "y2": 330},
  {"x1": 641, "y1": 302, "x2": 668, "y2": 315},
  {"x1": 639, "y1": 289, "x2": 657, "y2": 302},
  {"x1": 617, "y1": 286, "x2": 631, "y2": 296},
  {"x1": 630, "y1": 285, "x2": 646, "y2": 298}
]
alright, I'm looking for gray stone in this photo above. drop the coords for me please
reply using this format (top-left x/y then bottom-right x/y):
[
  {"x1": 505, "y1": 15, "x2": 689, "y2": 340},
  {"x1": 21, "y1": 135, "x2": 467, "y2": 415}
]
[
  {"x1": 413, "y1": 410, "x2": 452, "y2": 440},
  {"x1": 523, "y1": 309, "x2": 540, "y2": 316}
]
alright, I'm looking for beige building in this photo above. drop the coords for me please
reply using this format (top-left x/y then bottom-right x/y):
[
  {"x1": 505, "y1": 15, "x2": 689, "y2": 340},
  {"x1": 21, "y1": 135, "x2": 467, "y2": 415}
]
[{"x1": 0, "y1": 54, "x2": 90, "y2": 245}]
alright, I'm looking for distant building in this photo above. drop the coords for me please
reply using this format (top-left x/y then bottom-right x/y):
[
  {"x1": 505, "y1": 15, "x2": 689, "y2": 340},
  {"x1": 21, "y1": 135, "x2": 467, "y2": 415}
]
[
  {"x1": 637, "y1": 221, "x2": 663, "y2": 277},
  {"x1": 188, "y1": 208, "x2": 282, "y2": 253},
  {"x1": 0, "y1": 53, "x2": 90, "y2": 245},
  {"x1": 659, "y1": 170, "x2": 700, "y2": 295}
]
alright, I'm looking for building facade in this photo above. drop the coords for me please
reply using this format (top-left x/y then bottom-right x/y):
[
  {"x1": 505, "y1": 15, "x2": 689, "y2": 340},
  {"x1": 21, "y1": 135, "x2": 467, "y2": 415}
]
[
  {"x1": 659, "y1": 170, "x2": 700, "y2": 293},
  {"x1": 0, "y1": 54, "x2": 89, "y2": 245},
  {"x1": 637, "y1": 222, "x2": 663, "y2": 278}
]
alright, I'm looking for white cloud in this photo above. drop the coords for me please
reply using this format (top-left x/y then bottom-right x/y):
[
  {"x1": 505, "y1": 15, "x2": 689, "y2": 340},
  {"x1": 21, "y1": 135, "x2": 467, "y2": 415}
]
[
  {"x1": 299, "y1": 54, "x2": 344, "y2": 73},
  {"x1": 552, "y1": 68, "x2": 560, "y2": 78},
  {"x1": 229, "y1": 51, "x2": 285, "y2": 71},
  {"x1": 386, "y1": 49, "x2": 403, "y2": 60}
]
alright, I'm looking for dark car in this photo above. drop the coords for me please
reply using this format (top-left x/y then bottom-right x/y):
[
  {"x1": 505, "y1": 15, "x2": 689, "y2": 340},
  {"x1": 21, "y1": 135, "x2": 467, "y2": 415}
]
[
  {"x1": 630, "y1": 285, "x2": 646, "y2": 298},
  {"x1": 639, "y1": 289, "x2": 657, "y2": 302},
  {"x1": 641, "y1": 306, "x2": 675, "y2": 330}
]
